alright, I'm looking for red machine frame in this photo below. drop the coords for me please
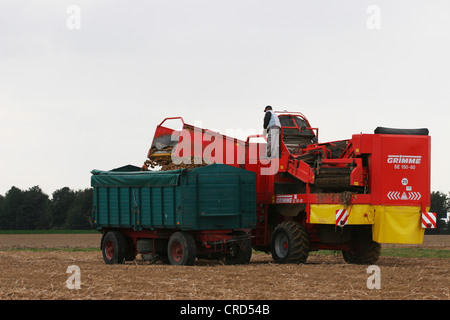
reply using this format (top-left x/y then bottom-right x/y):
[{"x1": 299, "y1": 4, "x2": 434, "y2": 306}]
[{"x1": 146, "y1": 112, "x2": 432, "y2": 258}]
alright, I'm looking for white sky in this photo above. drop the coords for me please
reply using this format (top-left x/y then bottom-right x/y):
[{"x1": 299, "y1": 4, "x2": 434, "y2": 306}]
[{"x1": 1, "y1": 0, "x2": 449, "y2": 196}]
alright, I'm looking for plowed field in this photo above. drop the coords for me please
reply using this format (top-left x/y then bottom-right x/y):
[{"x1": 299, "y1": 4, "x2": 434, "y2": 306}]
[{"x1": 0, "y1": 234, "x2": 449, "y2": 300}]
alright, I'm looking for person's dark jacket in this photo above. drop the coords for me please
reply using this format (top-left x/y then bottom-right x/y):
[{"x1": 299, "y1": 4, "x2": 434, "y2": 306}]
[{"x1": 263, "y1": 111, "x2": 272, "y2": 129}]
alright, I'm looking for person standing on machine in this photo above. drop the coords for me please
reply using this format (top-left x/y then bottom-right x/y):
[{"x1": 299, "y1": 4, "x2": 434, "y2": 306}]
[{"x1": 263, "y1": 105, "x2": 281, "y2": 158}]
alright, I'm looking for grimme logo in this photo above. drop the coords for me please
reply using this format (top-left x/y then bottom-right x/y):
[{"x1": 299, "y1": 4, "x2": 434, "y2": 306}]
[{"x1": 387, "y1": 155, "x2": 422, "y2": 165}]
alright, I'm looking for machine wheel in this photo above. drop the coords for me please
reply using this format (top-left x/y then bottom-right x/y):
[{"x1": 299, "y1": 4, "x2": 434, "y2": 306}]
[
  {"x1": 271, "y1": 221, "x2": 309, "y2": 264},
  {"x1": 167, "y1": 232, "x2": 197, "y2": 266},
  {"x1": 342, "y1": 227, "x2": 381, "y2": 264},
  {"x1": 224, "y1": 238, "x2": 252, "y2": 265},
  {"x1": 102, "y1": 231, "x2": 128, "y2": 265}
]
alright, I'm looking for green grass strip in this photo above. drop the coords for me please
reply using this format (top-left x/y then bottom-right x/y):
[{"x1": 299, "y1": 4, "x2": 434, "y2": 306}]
[
  {"x1": 380, "y1": 247, "x2": 450, "y2": 258},
  {"x1": 310, "y1": 248, "x2": 450, "y2": 259},
  {"x1": 0, "y1": 247, "x2": 449, "y2": 258}
]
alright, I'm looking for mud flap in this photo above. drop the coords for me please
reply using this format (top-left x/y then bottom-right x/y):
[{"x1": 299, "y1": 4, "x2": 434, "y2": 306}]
[{"x1": 372, "y1": 206, "x2": 425, "y2": 244}]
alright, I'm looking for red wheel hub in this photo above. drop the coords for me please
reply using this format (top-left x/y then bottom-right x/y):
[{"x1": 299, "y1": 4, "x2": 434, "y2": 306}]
[
  {"x1": 104, "y1": 240, "x2": 114, "y2": 260},
  {"x1": 171, "y1": 242, "x2": 183, "y2": 262}
]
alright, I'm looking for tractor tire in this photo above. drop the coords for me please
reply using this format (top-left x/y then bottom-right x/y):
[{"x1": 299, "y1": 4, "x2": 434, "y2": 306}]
[
  {"x1": 101, "y1": 231, "x2": 128, "y2": 265},
  {"x1": 167, "y1": 232, "x2": 197, "y2": 266},
  {"x1": 271, "y1": 221, "x2": 309, "y2": 264},
  {"x1": 342, "y1": 226, "x2": 381, "y2": 264},
  {"x1": 224, "y1": 238, "x2": 252, "y2": 265}
]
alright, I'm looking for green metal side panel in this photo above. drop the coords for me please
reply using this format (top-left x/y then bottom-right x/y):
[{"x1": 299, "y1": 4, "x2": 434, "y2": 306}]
[
  {"x1": 138, "y1": 186, "x2": 179, "y2": 228},
  {"x1": 179, "y1": 164, "x2": 257, "y2": 230},
  {"x1": 139, "y1": 187, "x2": 152, "y2": 226},
  {"x1": 91, "y1": 164, "x2": 256, "y2": 231},
  {"x1": 119, "y1": 188, "x2": 131, "y2": 226},
  {"x1": 91, "y1": 169, "x2": 182, "y2": 187}
]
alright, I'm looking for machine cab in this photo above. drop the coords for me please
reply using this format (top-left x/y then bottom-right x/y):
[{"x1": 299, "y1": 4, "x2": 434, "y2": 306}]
[{"x1": 275, "y1": 111, "x2": 318, "y2": 155}]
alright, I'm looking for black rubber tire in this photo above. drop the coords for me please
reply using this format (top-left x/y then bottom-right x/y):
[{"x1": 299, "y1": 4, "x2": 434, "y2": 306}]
[
  {"x1": 167, "y1": 232, "x2": 197, "y2": 266},
  {"x1": 271, "y1": 221, "x2": 309, "y2": 264},
  {"x1": 342, "y1": 226, "x2": 381, "y2": 264},
  {"x1": 224, "y1": 239, "x2": 252, "y2": 265},
  {"x1": 101, "y1": 231, "x2": 128, "y2": 265}
]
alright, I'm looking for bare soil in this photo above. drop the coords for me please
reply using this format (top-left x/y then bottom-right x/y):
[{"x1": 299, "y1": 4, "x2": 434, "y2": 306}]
[
  {"x1": 0, "y1": 234, "x2": 449, "y2": 300},
  {"x1": 0, "y1": 233, "x2": 101, "y2": 250}
]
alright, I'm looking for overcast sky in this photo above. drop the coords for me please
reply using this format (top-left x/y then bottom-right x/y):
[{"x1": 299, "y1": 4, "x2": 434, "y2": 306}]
[{"x1": 1, "y1": 0, "x2": 449, "y2": 196}]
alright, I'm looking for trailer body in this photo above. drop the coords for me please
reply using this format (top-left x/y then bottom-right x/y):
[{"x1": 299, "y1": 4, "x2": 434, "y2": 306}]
[{"x1": 91, "y1": 164, "x2": 256, "y2": 265}]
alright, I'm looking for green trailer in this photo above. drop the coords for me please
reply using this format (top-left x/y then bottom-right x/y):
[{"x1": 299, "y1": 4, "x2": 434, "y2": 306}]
[{"x1": 91, "y1": 164, "x2": 256, "y2": 265}]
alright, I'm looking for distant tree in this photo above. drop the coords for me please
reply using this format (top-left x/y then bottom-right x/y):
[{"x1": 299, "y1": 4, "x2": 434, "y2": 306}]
[
  {"x1": 22, "y1": 186, "x2": 50, "y2": 229},
  {"x1": 0, "y1": 194, "x2": 5, "y2": 228},
  {"x1": 49, "y1": 187, "x2": 75, "y2": 229},
  {"x1": 429, "y1": 191, "x2": 450, "y2": 234},
  {"x1": 0, "y1": 186, "x2": 94, "y2": 230},
  {"x1": 0, "y1": 186, "x2": 50, "y2": 230},
  {"x1": 64, "y1": 188, "x2": 93, "y2": 229},
  {"x1": 1, "y1": 187, "x2": 24, "y2": 229}
]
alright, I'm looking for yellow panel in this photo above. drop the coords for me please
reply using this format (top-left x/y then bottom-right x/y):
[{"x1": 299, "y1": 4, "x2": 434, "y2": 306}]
[
  {"x1": 372, "y1": 206, "x2": 425, "y2": 244},
  {"x1": 349, "y1": 205, "x2": 375, "y2": 224},
  {"x1": 309, "y1": 204, "x2": 426, "y2": 244},
  {"x1": 309, "y1": 204, "x2": 341, "y2": 224},
  {"x1": 309, "y1": 204, "x2": 374, "y2": 225}
]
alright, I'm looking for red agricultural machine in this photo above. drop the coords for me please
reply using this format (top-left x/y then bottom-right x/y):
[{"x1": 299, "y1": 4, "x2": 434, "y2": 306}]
[{"x1": 143, "y1": 111, "x2": 434, "y2": 264}]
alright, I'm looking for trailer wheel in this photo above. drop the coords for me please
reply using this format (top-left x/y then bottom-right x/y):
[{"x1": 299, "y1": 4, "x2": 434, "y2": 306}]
[
  {"x1": 102, "y1": 231, "x2": 128, "y2": 265},
  {"x1": 224, "y1": 238, "x2": 252, "y2": 265},
  {"x1": 167, "y1": 232, "x2": 197, "y2": 266},
  {"x1": 271, "y1": 221, "x2": 309, "y2": 264},
  {"x1": 342, "y1": 227, "x2": 381, "y2": 264}
]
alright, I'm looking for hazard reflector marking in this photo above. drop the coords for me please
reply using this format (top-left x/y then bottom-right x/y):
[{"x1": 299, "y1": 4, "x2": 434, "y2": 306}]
[
  {"x1": 387, "y1": 191, "x2": 422, "y2": 201},
  {"x1": 387, "y1": 191, "x2": 400, "y2": 200},
  {"x1": 422, "y1": 212, "x2": 436, "y2": 229},
  {"x1": 409, "y1": 192, "x2": 422, "y2": 201},
  {"x1": 336, "y1": 209, "x2": 348, "y2": 226}
]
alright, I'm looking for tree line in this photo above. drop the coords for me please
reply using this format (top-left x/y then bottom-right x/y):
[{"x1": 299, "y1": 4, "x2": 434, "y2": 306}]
[
  {"x1": 429, "y1": 191, "x2": 450, "y2": 234},
  {"x1": 0, "y1": 186, "x2": 93, "y2": 230},
  {"x1": 0, "y1": 186, "x2": 448, "y2": 232}
]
